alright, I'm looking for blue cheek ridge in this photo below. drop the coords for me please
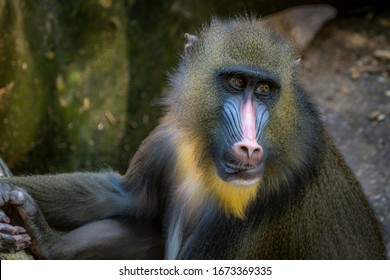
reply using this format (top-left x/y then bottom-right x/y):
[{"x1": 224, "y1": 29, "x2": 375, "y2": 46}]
[{"x1": 222, "y1": 97, "x2": 269, "y2": 144}]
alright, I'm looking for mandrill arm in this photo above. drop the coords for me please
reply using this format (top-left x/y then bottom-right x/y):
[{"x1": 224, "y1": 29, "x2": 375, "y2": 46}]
[
  {"x1": 1, "y1": 172, "x2": 132, "y2": 231},
  {"x1": 0, "y1": 124, "x2": 175, "y2": 259}
]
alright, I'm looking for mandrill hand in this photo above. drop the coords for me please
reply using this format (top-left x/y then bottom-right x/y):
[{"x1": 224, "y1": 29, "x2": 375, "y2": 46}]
[{"x1": 0, "y1": 182, "x2": 34, "y2": 253}]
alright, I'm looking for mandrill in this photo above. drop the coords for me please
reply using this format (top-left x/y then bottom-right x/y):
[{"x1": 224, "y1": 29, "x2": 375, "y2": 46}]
[{"x1": 0, "y1": 17, "x2": 386, "y2": 259}]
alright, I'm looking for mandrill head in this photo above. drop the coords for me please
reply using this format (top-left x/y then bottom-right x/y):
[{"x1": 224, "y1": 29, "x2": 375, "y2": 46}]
[{"x1": 164, "y1": 17, "x2": 319, "y2": 218}]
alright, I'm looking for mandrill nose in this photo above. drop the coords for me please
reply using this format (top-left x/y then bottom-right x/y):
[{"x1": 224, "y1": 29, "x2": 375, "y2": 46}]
[{"x1": 233, "y1": 139, "x2": 263, "y2": 165}]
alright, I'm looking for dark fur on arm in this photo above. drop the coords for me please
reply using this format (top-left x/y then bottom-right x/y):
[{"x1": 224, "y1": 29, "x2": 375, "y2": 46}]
[{"x1": 1, "y1": 172, "x2": 132, "y2": 231}]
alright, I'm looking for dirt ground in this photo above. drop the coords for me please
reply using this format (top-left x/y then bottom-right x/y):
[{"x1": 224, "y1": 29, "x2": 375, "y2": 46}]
[{"x1": 300, "y1": 9, "x2": 390, "y2": 258}]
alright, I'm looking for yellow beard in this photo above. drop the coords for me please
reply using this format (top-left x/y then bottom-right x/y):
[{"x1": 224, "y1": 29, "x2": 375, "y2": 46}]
[{"x1": 175, "y1": 133, "x2": 259, "y2": 219}]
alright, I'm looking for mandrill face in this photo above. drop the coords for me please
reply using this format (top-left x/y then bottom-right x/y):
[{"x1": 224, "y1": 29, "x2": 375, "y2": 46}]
[{"x1": 212, "y1": 65, "x2": 277, "y2": 187}]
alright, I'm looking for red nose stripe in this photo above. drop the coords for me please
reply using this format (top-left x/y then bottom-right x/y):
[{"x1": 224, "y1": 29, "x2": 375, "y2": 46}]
[{"x1": 241, "y1": 97, "x2": 257, "y2": 143}]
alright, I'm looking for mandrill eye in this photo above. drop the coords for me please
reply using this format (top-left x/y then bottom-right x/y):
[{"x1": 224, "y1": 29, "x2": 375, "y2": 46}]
[
  {"x1": 228, "y1": 76, "x2": 246, "y2": 90},
  {"x1": 255, "y1": 82, "x2": 273, "y2": 96}
]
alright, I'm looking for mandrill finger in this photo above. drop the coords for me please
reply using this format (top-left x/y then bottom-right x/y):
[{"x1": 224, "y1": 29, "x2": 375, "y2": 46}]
[
  {"x1": 0, "y1": 223, "x2": 27, "y2": 234},
  {"x1": 0, "y1": 209, "x2": 11, "y2": 223},
  {"x1": 15, "y1": 240, "x2": 32, "y2": 251},
  {"x1": 0, "y1": 232, "x2": 16, "y2": 243},
  {"x1": 8, "y1": 190, "x2": 26, "y2": 205},
  {"x1": 0, "y1": 232, "x2": 31, "y2": 246},
  {"x1": 0, "y1": 240, "x2": 31, "y2": 252},
  {"x1": 13, "y1": 225, "x2": 27, "y2": 234},
  {"x1": 0, "y1": 182, "x2": 11, "y2": 206},
  {"x1": 13, "y1": 233, "x2": 32, "y2": 244}
]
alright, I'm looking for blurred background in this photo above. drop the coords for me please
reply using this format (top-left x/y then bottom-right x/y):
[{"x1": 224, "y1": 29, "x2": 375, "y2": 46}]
[{"x1": 0, "y1": 0, "x2": 389, "y2": 256}]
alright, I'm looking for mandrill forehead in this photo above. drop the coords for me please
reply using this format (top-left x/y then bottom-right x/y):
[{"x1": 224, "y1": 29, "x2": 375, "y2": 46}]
[{"x1": 182, "y1": 17, "x2": 297, "y2": 90}]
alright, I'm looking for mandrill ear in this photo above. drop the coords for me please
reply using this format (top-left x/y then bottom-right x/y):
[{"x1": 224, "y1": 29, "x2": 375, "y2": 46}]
[{"x1": 184, "y1": 33, "x2": 198, "y2": 54}]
